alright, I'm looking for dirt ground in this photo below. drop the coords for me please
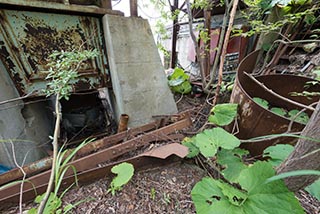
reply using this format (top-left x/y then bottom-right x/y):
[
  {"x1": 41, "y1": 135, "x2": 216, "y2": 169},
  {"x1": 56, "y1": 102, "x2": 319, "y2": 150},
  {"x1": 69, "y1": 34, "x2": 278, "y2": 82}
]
[{"x1": 2, "y1": 94, "x2": 320, "y2": 214}]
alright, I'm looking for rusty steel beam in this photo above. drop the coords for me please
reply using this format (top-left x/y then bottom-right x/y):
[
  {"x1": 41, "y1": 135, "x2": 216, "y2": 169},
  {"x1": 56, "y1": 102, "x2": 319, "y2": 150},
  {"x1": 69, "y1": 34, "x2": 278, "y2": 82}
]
[
  {"x1": 0, "y1": 117, "x2": 191, "y2": 204},
  {"x1": 0, "y1": 119, "x2": 160, "y2": 186},
  {"x1": 0, "y1": 143, "x2": 188, "y2": 205},
  {"x1": 0, "y1": 0, "x2": 123, "y2": 16},
  {"x1": 0, "y1": 112, "x2": 188, "y2": 186}
]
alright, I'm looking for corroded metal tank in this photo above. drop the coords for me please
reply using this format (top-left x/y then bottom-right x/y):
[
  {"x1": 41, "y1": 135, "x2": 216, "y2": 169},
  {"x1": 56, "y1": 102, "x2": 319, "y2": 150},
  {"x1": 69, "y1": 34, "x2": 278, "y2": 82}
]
[{"x1": 230, "y1": 50, "x2": 320, "y2": 156}]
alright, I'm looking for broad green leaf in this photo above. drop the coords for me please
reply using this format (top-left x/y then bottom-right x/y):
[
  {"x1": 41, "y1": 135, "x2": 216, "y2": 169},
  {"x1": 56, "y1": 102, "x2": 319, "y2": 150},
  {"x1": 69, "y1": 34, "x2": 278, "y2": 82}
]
[
  {"x1": 217, "y1": 181, "x2": 247, "y2": 206},
  {"x1": 192, "y1": 162, "x2": 303, "y2": 213},
  {"x1": 168, "y1": 77, "x2": 185, "y2": 87},
  {"x1": 270, "y1": 107, "x2": 287, "y2": 116},
  {"x1": 168, "y1": 67, "x2": 189, "y2": 81},
  {"x1": 263, "y1": 144, "x2": 294, "y2": 167},
  {"x1": 195, "y1": 128, "x2": 240, "y2": 157},
  {"x1": 182, "y1": 137, "x2": 200, "y2": 158},
  {"x1": 208, "y1": 103, "x2": 238, "y2": 126},
  {"x1": 238, "y1": 161, "x2": 304, "y2": 213},
  {"x1": 288, "y1": 110, "x2": 309, "y2": 124},
  {"x1": 168, "y1": 67, "x2": 192, "y2": 94},
  {"x1": 217, "y1": 148, "x2": 249, "y2": 182},
  {"x1": 171, "y1": 81, "x2": 192, "y2": 94},
  {"x1": 253, "y1": 97, "x2": 269, "y2": 108},
  {"x1": 305, "y1": 179, "x2": 320, "y2": 200},
  {"x1": 191, "y1": 177, "x2": 243, "y2": 214},
  {"x1": 109, "y1": 162, "x2": 134, "y2": 195}
]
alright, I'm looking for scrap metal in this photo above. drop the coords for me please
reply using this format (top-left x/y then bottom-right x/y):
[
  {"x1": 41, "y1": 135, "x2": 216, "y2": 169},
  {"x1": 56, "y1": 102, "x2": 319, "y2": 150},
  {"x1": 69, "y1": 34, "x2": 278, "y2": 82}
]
[{"x1": 0, "y1": 114, "x2": 192, "y2": 205}]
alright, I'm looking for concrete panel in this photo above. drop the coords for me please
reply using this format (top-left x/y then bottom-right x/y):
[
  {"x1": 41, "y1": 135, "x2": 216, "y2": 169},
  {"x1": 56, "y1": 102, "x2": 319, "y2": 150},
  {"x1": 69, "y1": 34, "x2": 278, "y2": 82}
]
[
  {"x1": 103, "y1": 15, "x2": 177, "y2": 127},
  {"x1": 0, "y1": 62, "x2": 52, "y2": 168}
]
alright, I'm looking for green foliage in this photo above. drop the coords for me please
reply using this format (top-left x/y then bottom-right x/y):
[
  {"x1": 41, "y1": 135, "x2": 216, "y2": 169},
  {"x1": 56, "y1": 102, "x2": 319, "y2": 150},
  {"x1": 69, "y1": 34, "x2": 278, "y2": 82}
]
[
  {"x1": 270, "y1": 107, "x2": 287, "y2": 116},
  {"x1": 150, "y1": 187, "x2": 156, "y2": 200},
  {"x1": 288, "y1": 110, "x2": 309, "y2": 124},
  {"x1": 182, "y1": 137, "x2": 200, "y2": 158},
  {"x1": 108, "y1": 162, "x2": 134, "y2": 196},
  {"x1": 192, "y1": 0, "x2": 212, "y2": 9},
  {"x1": 263, "y1": 144, "x2": 295, "y2": 167},
  {"x1": 238, "y1": 0, "x2": 316, "y2": 37},
  {"x1": 305, "y1": 179, "x2": 320, "y2": 200},
  {"x1": 194, "y1": 128, "x2": 241, "y2": 158},
  {"x1": 45, "y1": 49, "x2": 99, "y2": 100},
  {"x1": 167, "y1": 68, "x2": 192, "y2": 94},
  {"x1": 311, "y1": 68, "x2": 320, "y2": 80},
  {"x1": 192, "y1": 161, "x2": 304, "y2": 214},
  {"x1": 253, "y1": 97, "x2": 269, "y2": 108},
  {"x1": 253, "y1": 98, "x2": 310, "y2": 124},
  {"x1": 208, "y1": 103, "x2": 238, "y2": 126},
  {"x1": 290, "y1": 91, "x2": 320, "y2": 100},
  {"x1": 217, "y1": 148, "x2": 249, "y2": 182},
  {"x1": 28, "y1": 139, "x2": 93, "y2": 213}
]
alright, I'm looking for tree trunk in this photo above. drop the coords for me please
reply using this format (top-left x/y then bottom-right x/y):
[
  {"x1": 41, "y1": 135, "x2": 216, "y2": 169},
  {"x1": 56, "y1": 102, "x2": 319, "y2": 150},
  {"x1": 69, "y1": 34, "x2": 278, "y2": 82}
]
[{"x1": 277, "y1": 101, "x2": 320, "y2": 192}]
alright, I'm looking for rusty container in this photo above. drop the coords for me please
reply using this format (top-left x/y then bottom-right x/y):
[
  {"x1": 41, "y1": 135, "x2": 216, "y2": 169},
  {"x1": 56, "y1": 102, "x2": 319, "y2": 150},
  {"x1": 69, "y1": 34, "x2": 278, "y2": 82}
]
[{"x1": 230, "y1": 50, "x2": 320, "y2": 156}]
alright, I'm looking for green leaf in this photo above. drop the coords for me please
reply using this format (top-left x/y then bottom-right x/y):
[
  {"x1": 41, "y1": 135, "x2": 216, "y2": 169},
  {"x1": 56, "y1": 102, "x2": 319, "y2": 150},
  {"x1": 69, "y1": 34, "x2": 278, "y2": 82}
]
[
  {"x1": 168, "y1": 67, "x2": 189, "y2": 81},
  {"x1": 108, "y1": 162, "x2": 134, "y2": 195},
  {"x1": 168, "y1": 68, "x2": 191, "y2": 94},
  {"x1": 27, "y1": 208, "x2": 37, "y2": 214},
  {"x1": 217, "y1": 148, "x2": 249, "y2": 182},
  {"x1": 208, "y1": 103, "x2": 238, "y2": 126},
  {"x1": 263, "y1": 144, "x2": 294, "y2": 167},
  {"x1": 305, "y1": 179, "x2": 320, "y2": 200},
  {"x1": 181, "y1": 137, "x2": 200, "y2": 158},
  {"x1": 191, "y1": 177, "x2": 238, "y2": 214},
  {"x1": 269, "y1": 0, "x2": 291, "y2": 7},
  {"x1": 195, "y1": 128, "x2": 240, "y2": 158},
  {"x1": 238, "y1": 161, "x2": 304, "y2": 213},
  {"x1": 170, "y1": 81, "x2": 192, "y2": 94},
  {"x1": 168, "y1": 77, "x2": 185, "y2": 86},
  {"x1": 253, "y1": 97, "x2": 269, "y2": 108},
  {"x1": 270, "y1": 107, "x2": 287, "y2": 116},
  {"x1": 288, "y1": 110, "x2": 309, "y2": 124}
]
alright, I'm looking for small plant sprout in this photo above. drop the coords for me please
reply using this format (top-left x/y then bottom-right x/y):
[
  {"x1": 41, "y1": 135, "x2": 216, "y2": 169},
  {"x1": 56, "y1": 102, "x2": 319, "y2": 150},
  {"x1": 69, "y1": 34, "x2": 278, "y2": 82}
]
[
  {"x1": 150, "y1": 187, "x2": 156, "y2": 200},
  {"x1": 108, "y1": 162, "x2": 134, "y2": 196}
]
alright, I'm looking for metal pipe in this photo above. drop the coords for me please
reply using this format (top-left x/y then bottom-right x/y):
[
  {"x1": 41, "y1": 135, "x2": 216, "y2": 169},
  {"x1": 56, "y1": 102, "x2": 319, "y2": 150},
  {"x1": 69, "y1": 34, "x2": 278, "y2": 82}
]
[
  {"x1": 117, "y1": 114, "x2": 129, "y2": 133},
  {"x1": 130, "y1": 0, "x2": 138, "y2": 17}
]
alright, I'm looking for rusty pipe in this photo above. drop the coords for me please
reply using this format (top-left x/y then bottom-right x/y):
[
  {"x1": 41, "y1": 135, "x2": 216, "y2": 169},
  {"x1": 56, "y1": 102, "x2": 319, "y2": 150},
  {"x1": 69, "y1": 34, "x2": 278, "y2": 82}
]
[{"x1": 117, "y1": 114, "x2": 129, "y2": 133}]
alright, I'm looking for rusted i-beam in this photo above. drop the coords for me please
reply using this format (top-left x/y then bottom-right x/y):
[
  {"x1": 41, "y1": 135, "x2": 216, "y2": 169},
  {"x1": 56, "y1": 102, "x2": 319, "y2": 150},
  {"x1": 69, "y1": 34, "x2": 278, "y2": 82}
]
[
  {"x1": 0, "y1": 143, "x2": 188, "y2": 205},
  {"x1": 0, "y1": 116, "x2": 191, "y2": 204}
]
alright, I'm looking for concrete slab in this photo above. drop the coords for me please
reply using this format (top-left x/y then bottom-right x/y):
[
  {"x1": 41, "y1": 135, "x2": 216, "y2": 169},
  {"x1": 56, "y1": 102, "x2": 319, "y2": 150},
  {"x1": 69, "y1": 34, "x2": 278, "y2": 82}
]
[
  {"x1": 0, "y1": 63, "x2": 52, "y2": 168},
  {"x1": 103, "y1": 15, "x2": 177, "y2": 127}
]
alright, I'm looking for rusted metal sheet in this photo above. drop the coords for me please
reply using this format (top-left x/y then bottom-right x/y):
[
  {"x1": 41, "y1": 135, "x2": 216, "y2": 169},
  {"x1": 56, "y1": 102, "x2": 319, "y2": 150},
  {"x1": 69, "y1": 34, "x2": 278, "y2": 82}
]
[
  {"x1": 0, "y1": 9, "x2": 108, "y2": 96},
  {"x1": 0, "y1": 0, "x2": 122, "y2": 16},
  {"x1": 230, "y1": 50, "x2": 320, "y2": 156},
  {"x1": 0, "y1": 143, "x2": 188, "y2": 205}
]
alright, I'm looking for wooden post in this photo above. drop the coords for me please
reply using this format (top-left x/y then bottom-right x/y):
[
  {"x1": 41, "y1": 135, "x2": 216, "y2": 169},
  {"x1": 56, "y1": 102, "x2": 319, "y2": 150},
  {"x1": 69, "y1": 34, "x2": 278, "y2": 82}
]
[
  {"x1": 170, "y1": 0, "x2": 179, "y2": 68},
  {"x1": 130, "y1": 0, "x2": 138, "y2": 17},
  {"x1": 101, "y1": 0, "x2": 112, "y2": 9}
]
